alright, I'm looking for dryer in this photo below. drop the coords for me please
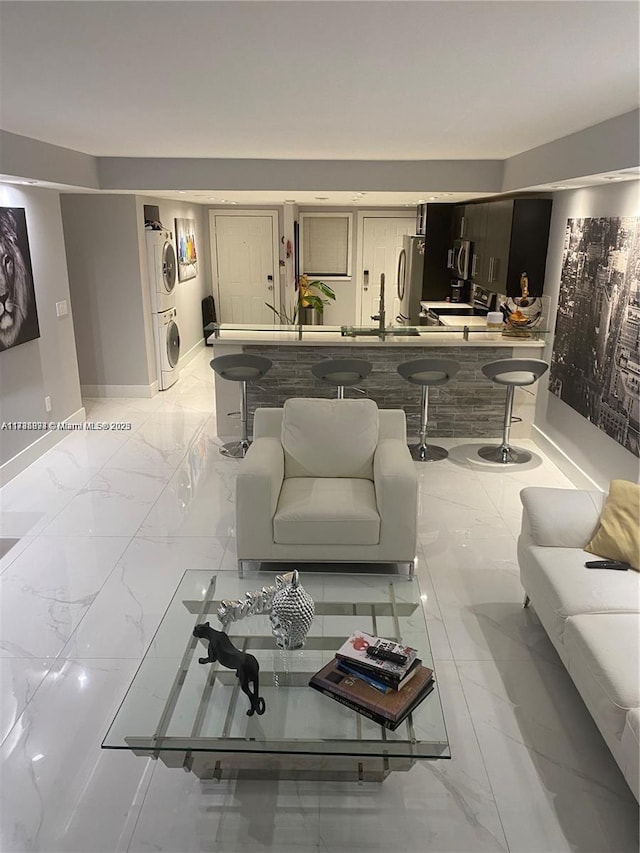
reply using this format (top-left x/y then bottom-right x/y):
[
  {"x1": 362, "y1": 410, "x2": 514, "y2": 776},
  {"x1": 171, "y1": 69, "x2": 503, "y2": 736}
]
[
  {"x1": 146, "y1": 229, "x2": 177, "y2": 313},
  {"x1": 153, "y1": 306, "x2": 181, "y2": 390}
]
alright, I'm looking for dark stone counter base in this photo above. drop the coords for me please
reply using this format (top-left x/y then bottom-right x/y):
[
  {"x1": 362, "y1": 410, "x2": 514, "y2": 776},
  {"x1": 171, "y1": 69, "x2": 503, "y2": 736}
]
[{"x1": 245, "y1": 345, "x2": 513, "y2": 439}]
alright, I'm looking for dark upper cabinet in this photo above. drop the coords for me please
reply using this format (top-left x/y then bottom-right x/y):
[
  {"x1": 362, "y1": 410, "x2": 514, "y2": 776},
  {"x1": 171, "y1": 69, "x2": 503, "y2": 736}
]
[
  {"x1": 461, "y1": 198, "x2": 552, "y2": 296},
  {"x1": 451, "y1": 205, "x2": 466, "y2": 240},
  {"x1": 464, "y1": 203, "x2": 488, "y2": 282}
]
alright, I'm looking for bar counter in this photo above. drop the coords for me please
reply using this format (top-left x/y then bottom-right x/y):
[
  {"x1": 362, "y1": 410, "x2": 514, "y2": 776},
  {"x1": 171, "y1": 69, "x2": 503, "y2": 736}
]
[{"x1": 208, "y1": 323, "x2": 548, "y2": 442}]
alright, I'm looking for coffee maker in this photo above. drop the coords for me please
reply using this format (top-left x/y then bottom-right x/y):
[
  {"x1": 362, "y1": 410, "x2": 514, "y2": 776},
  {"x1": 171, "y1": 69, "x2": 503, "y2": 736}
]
[{"x1": 450, "y1": 279, "x2": 470, "y2": 303}]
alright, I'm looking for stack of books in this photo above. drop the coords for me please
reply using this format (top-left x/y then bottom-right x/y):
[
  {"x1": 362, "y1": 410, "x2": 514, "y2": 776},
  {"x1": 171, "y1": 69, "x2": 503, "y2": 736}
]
[{"x1": 309, "y1": 630, "x2": 434, "y2": 730}]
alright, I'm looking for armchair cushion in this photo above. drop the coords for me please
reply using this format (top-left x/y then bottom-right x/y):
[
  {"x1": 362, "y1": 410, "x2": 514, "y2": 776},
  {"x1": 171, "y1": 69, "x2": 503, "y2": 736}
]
[
  {"x1": 281, "y1": 398, "x2": 378, "y2": 479},
  {"x1": 274, "y1": 478, "x2": 380, "y2": 545}
]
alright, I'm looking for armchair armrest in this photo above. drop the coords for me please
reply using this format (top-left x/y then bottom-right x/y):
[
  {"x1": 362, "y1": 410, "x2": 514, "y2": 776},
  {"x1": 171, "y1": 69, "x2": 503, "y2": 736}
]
[
  {"x1": 374, "y1": 439, "x2": 418, "y2": 558},
  {"x1": 236, "y1": 438, "x2": 284, "y2": 559},
  {"x1": 520, "y1": 487, "x2": 605, "y2": 548}
]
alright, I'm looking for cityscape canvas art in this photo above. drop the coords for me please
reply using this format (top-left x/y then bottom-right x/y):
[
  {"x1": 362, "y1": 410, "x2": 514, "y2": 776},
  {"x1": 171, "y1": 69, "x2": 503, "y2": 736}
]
[
  {"x1": 0, "y1": 207, "x2": 40, "y2": 353},
  {"x1": 550, "y1": 216, "x2": 640, "y2": 457},
  {"x1": 175, "y1": 217, "x2": 198, "y2": 281}
]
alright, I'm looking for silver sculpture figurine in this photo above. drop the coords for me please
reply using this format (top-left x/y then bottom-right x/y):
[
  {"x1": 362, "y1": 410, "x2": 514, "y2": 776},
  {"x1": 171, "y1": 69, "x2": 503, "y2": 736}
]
[
  {"x1": 216, "y1": 569, "x2": 315, "y2": 650},
  {"x1": 269, "y1": 570, "x2": 315, "y2": 650}
]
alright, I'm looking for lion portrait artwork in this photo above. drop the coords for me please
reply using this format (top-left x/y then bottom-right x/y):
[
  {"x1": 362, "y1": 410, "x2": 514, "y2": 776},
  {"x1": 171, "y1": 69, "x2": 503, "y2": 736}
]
[{"x1": 0, "y1": 208, "x2": 40, "y2": 352}]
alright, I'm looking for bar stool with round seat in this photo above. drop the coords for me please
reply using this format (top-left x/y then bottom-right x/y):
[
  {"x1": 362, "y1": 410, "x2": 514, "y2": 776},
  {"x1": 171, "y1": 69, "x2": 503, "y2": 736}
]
[
  {"x1": 311, "y1": 358, "x2": 372, "y2": 398},
  {"x1": 397, "y1": 358, "x2": 460, "y2": 461},
  {"x1": 478, "y1": 358, "x2": 549, "y2": 464},
  {"x1": 210, "y1": 353, "x2": 272, "y2": 458}
]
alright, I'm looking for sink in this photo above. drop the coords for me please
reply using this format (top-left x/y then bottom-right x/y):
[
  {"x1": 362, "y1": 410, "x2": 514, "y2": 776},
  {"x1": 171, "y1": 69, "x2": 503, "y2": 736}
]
[{"x1": 341, "y1": 327, "x2": 421, "y2": 337}]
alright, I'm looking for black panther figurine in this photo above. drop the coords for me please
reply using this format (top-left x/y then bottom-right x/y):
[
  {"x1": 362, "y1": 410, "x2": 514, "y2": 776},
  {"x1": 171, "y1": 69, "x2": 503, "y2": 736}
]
[{"x1": 193, "y1": 622, "x2": 266, "y2": 716}]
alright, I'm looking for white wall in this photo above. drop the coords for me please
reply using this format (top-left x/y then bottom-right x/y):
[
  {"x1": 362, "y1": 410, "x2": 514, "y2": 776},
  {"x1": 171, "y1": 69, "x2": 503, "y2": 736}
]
[
  {"x1": 297, "y1": 206, "x2": 413, "y2": 325},
  {"x1": 533, "y1": 180, "x2": 640, "y2": 489},
  {"x1": 61, "y1": 194, "x2": 152, "y2": 393},
  {"x1": 138, "y1": 197, "x2": 211, "y2": 363},
  {"x1": 0, "y1": 186, "x2": 83, "y2": 480}
]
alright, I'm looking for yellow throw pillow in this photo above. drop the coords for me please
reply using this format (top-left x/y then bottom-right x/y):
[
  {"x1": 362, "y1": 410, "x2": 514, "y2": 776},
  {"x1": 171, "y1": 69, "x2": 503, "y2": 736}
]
[{"x1": 585, "y1": 480, "x2": 640, "y2": 571}]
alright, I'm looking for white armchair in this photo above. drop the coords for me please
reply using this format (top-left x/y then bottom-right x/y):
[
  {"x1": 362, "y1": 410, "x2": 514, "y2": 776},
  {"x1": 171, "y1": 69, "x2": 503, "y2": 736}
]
[{"x1": 235, "y1": 398, "x2": 418, "y2": 575}]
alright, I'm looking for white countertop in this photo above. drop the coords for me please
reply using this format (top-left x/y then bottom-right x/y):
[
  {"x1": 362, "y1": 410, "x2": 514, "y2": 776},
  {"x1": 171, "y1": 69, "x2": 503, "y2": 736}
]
[
  {"x1": 420, "y1": 301, "x2": 473, "y2": 310},
  {"x1": 207, "y1": 324, "x2": 544, "y2": 348}
]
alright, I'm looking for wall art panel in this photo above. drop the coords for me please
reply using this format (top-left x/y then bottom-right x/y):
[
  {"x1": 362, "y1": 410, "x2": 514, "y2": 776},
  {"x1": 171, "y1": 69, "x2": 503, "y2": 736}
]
[
  {"x1": 550, "y1": 216, "x2": 640, "y2": 457},
  {"x1": 175, "y1": 217, "x2": 197, "y2": 282},
  {"x1": 0, "y1": 207, "x2": 40, "y2": 352}
]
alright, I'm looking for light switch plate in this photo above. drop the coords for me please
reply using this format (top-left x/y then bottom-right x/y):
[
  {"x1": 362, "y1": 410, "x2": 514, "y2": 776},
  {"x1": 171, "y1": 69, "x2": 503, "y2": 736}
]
[{"x1": 56, "y1": 300, "x2": 68, "y2": 317}]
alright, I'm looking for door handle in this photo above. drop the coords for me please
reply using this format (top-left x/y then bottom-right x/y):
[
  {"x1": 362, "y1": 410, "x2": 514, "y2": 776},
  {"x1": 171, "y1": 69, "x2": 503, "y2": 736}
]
[
  {"x1": 488, "y1": 258, "x2": 494, "y2": 283},
  {"x1": 447, "y1": 249, "x2": 453, "y2": 269},
  {"x1": 363, "y1": 269, "x2": 369, "y2": 291},
  {"x1": 471, "y1": 255, "x2": 478, "y2": 277}
]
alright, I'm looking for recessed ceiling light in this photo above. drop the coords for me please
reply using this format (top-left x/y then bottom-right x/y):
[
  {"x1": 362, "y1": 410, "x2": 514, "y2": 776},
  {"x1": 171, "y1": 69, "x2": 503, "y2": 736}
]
[
  {"x1": 417, "y1": 199, "x2": 426, "y2": 203},
  {"x1": 178, "y1": 191, "x2": 186, "y2": 194},
  {"x1": 428, "y1": 196, "x2": 437, "y2": 200}
]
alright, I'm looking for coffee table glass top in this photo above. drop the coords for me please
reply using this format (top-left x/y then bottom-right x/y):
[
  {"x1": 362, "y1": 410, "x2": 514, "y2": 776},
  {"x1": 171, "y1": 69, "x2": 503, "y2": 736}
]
[{"x1": 102, "y1": 571, "x2": 450, "y2": 760}]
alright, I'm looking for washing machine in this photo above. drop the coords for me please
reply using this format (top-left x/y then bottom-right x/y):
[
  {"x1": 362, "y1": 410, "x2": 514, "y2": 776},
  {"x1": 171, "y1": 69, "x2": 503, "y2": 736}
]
[
  {"x1": 146, "y1": 229, "x2": 177, "y2": 313},
  {"x1": 153, "y1": 306, "x2": 181, "y2": 390}
]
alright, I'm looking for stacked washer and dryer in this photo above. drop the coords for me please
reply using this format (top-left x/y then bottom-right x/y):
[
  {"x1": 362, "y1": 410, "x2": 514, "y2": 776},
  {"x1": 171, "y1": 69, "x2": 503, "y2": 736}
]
[{"x1": 146, "y1": 229, "x2": 181, "y2": 390}]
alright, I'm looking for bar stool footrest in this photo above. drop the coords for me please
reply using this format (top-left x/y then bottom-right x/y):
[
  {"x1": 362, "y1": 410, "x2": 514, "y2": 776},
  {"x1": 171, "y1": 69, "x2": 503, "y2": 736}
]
[
  {"x1": 477, "y1": 444, "x2": 532, "y2": 464},
  {"x1": 220, "y1": 440, "x2": 251, "y2": 459},
  {"x1": 409, "y1": 443, "x2": 448, "y2": 462}
]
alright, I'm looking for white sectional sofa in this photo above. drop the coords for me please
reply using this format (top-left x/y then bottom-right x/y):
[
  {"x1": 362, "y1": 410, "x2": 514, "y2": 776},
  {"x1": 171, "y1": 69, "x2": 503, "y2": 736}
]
[{"x1": 518, "y1": 487, "x2": 640, "y2": 802}]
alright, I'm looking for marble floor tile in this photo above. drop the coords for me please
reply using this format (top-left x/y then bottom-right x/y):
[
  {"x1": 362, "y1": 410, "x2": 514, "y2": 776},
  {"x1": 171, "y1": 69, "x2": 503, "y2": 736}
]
[
  {"x1": 0, "y1": 657, "x2": 52, "y2": 745},
  {"x1": 0, "y1": 658, "x2": 152, "y2": 853},
  {"x1": 0, "y1": 536, "x2": 130, "y2": 658},
  {"x1": 413, "y1": 547, "x2": 453, "y2": 661},
  {"x1": 427, "y1": 564, "x2": 559, "y2": 663},
  {"x1": 106, "y1": 413, "x2": 209, "y2": 476},
  {"x1": 61, "y1": 536, "x2": 228, "y2": 659},
  {"x1": 457, "y1": 659, "x2": 639, "y2": 853},
  {"x1": 41, "y1": 468, "x2": 170, "y2": 537},
  {"x1": 316, "y1": 662, "x2": 508, "y2": 852},
  {"x1": 0, "y1": 535, "x2": 33, "y2": 575},
  {"x1": 139, "y1": 454, "x2": 237, "y2": 538}
]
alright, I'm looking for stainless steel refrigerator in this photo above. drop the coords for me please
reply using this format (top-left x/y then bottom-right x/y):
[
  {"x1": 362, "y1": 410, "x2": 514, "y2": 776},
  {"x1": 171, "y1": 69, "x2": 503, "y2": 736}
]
[{"x1": 396, "y1": 235, "x2": 426, "y2": 325}]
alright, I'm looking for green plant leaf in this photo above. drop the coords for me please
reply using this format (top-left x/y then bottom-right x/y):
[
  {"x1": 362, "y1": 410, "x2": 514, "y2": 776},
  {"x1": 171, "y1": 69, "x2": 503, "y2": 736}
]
[{"x1": 311, "y1": 281, "x2": 336, "y2": 301}]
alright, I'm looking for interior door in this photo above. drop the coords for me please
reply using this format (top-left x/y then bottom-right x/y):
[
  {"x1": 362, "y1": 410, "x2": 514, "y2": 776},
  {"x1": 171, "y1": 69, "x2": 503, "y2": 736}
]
[
  {"x1": 212, "y1": 213, "x2": 278, "y2": 323},
  {"x1": 360, "y1": 217, "x2": 414, "y2": 325}
]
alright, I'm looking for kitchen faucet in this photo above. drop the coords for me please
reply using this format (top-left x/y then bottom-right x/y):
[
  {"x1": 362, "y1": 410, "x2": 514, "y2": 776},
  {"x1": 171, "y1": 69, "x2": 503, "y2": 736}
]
[{"x1": 371, "y1": 272, "x2": 386, "y2": 332}]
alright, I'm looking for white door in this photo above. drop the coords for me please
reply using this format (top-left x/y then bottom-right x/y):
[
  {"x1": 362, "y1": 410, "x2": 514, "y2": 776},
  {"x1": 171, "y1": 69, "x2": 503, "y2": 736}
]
[
  {"x1": 211, "y1": 213, "x2": 279, "y2": 323},
  {"x1": 359, "y1": 217, "x2": 414, "y2": 325}
]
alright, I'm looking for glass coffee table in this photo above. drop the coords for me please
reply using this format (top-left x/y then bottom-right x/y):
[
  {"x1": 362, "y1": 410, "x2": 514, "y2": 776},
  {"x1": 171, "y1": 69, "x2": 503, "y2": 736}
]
[{"x1": 102, "y1": 571, "x2": 450, "y2": 781}]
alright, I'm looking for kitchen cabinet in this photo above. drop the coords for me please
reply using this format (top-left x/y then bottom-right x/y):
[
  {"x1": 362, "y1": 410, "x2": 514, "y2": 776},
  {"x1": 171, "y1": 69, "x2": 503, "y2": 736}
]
[{"x1": 454, "y1": 198, "x2": 552, "y2": 297}]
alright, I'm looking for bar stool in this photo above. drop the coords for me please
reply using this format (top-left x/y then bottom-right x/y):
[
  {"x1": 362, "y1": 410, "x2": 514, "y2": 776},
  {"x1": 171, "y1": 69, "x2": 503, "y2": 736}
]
[
  {"x1": 210, "y1": 354, "x2": 272, "y2": 458},
  {"x1": 397, "y1": 358, "x2": 460, "y2": 461},
  {"x1": 311, "y1": 358, "x2": 372, "y2": 398},
  {"x1": 478, "y1": 358, "x2": 549, "y2": 464}
]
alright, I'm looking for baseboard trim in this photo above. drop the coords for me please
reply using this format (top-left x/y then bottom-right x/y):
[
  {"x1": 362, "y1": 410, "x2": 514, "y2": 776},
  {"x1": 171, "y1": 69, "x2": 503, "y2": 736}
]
[
  {"x1": 531, "y1": 425, "x2": 602, "y2": 491},
  {"x1": 81, "y1": 383, "x2": 157, "y2": 398},
  {"x1": 179, "y1": 339, "x2": 205, "y2": 369},
  {"x1": 0, "y1": 407, "x2": 87, "y2": 486}
]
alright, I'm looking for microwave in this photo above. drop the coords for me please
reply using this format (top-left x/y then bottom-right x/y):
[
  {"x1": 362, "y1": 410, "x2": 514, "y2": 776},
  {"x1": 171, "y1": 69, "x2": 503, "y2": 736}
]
[{"x1": 447, "y1": 239, "x2": 472, "y2": 280}]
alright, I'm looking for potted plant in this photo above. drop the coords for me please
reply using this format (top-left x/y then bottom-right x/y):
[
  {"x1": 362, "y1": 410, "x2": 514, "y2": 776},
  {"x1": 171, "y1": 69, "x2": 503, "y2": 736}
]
[{"x1": 266, "y1": 274, "x2": 336, "y2": 325}]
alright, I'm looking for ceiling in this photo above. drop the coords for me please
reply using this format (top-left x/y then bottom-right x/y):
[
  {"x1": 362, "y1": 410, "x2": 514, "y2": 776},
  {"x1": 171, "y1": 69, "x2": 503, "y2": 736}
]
[
  {"x1": 0, "y1": 0, "x2": 639, "y2": 160},
  {"x1": 1, "y1": 0, "x2": 638, "y2": 162}
]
